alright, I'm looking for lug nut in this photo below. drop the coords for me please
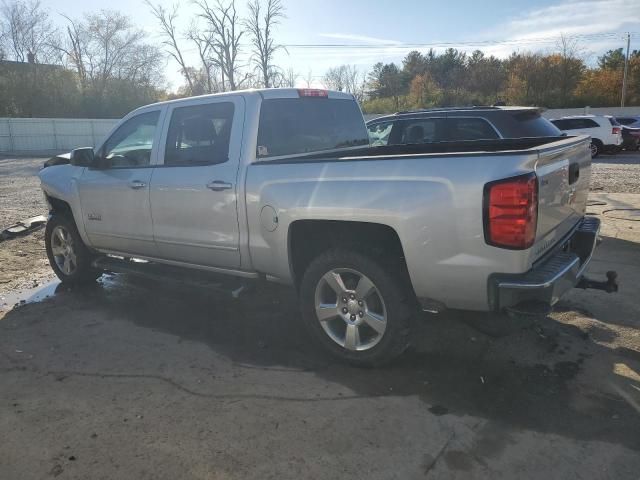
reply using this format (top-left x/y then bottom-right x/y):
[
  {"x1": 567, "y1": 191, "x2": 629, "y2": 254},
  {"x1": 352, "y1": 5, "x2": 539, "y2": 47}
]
[
  {"x1": 350, "y1": 293, "x2": 356, "y2": 300},
  {"x1": 350, "y1": 314, "x2": 356, "y2": 321},
  {"x1": 342, "y1": 297, "x2": 347, "y2": 303},
  {"x1": 358, "y1": 311, "x2": 364, "y2": 317},
  {"x1": 358, "y1": 300, "x2": 363, "y2": 306},
  {"x1": 342, "y1": 307, "x2": 348, "y2": 314}
]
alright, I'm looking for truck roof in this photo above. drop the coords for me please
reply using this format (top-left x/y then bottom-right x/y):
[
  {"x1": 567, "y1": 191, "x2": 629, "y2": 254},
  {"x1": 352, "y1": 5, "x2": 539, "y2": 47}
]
[{"x1": 139, "y1": 88, "x2": 355, "y2": 110}]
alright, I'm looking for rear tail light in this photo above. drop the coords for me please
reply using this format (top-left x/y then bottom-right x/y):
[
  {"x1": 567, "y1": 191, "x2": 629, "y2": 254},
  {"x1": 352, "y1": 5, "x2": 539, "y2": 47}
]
[
  {"x1": 612, "y1": 127, "x2": 621, "y2": 135},
  {"x1": 483, "y1": 173, "x2": 538, "y2": 249},
  {"x1": 297, "y1": 88, "x2": 328, "y2": 98}
]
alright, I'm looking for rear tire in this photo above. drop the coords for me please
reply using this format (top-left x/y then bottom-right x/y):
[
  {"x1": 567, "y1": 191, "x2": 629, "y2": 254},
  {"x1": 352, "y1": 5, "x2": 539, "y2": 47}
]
[
  {"x1": 590, "y1": 139, "x2": 603, "y2": 158},
  {"x1": 45, "y1": 215, "x2": 101, "y2": 285},
  {"x1": 299, "y1": 249, "x2": 411, "y2": 367}
]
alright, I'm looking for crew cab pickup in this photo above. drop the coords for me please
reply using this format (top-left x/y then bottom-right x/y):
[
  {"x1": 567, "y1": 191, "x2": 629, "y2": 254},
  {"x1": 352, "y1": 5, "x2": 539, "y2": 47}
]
[{"x1": 39, "y1": 88, "x2": 616, "y2": 365}]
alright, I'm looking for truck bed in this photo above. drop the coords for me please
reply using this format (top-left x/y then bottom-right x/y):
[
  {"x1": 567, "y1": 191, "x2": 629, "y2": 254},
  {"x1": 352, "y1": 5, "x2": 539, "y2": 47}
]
[{"x1": 254, "y1": 136, "x2": 574, "y2": 164}]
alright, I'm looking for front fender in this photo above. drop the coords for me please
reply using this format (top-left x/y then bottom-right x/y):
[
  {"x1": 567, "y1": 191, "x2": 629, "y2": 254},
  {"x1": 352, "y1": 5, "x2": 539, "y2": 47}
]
[{"x1": 39, "y1": 165, "x2": 91, "y2": 246}]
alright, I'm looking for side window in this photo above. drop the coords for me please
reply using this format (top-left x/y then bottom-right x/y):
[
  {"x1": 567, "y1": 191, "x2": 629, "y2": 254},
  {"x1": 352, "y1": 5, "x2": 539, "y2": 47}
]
[
  {"x1": 565, "y1": 118, "x2": 584, "y2": 130},
  {"x1": 447, "y1": 118, "x2": 499, "y2": 141},
  {"x1": 395, "y1": 119, "x2": 442, "y2": 144},
  {"x1": 581, "y1": 119, "x2": 599, "y2": 128},
  {"x1": 165, "y1": 102, "x2": 234, "y2": 166},
  {"x1": 617, "y1": 117, "x2": 634, "y2": 125},
  {"x1": 367, "y1": 121, "x2": 393, "y2": 146},
  {"x1": 551, "y1": 119, "x2": 567, "y2": 130},
  {"x1": 101, "y1": 111, "x2": 160, "y2": 168}
]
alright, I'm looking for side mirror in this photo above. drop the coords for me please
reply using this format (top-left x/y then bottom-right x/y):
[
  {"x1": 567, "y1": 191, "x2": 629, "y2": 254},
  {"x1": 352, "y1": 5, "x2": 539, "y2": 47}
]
[{"x1": 70, "y1": 147, "x2": 95, "y2": 167}]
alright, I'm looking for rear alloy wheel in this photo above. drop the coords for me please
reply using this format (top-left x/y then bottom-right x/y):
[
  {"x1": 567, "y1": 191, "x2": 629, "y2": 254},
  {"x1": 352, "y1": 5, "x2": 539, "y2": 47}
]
[
  {"x1": 590, "y1": 140, "x2": 602, "y2": 158},
  {"x1": 300, "y1": 249, "x2": 410, "y2": 366},
  {"x1": 315, "y1": 268, "x2": 387, "y2": 351}
]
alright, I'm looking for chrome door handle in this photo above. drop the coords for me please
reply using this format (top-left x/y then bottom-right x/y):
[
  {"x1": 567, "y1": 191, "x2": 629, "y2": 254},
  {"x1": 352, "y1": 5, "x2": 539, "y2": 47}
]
[
  {"x1": 206, "y1": 180, "x2": 233, "y2": 191},
  {"x1": 129, "y1": 180, "x2": 146, "y2": 189}
]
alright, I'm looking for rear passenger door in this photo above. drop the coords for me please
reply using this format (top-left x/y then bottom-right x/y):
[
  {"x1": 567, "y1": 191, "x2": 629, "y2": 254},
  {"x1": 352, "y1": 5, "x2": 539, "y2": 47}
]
[{"x1": 149, "y1": 96, "x2": 244, "y2": 269}]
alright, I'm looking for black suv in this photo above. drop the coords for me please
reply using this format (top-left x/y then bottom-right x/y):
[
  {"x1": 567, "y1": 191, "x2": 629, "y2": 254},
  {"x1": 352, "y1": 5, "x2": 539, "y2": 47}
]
[{"x1": 366, "y1": 107, "x2": 563, "y2": 146}]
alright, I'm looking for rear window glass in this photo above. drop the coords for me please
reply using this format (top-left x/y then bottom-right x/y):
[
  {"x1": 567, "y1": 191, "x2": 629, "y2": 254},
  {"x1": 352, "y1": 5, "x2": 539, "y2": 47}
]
[
  {"x1": 616, "y1": 117, "x2": 636, "y2": 125},
  {"x1": 257, "y1": 98, "x2": 369, "y2": 157},
  {"x1": 608, "y1": 117, "x2": 620, "y2": 126},
  {"x1": 512, "y1": 111, "x2": 562, "y2": 136}
]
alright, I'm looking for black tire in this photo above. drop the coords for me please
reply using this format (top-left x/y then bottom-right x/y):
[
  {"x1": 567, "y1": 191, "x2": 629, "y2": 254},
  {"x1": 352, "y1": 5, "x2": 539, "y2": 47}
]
[
  {"x1": 590, "y1": 139, "x2": 603, "y2": 158},
  {"x1": 299, "y1": 249, "x2": 411, "y2": 367},
  {"x1": 45, "y1": 214, "x2": 101, "y2": 285}
]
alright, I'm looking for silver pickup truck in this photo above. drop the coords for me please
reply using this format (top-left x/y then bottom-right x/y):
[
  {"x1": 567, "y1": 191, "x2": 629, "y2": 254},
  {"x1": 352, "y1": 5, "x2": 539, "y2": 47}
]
[{"x1": 39, "y1": 88, "x2": 616, "y2": 365}]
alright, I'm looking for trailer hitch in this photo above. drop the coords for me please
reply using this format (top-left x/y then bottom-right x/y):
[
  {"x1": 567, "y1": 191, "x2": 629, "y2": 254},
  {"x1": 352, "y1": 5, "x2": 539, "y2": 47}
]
[{"x1": 576, "y1": 271, "x2": 618, "y2": 293}]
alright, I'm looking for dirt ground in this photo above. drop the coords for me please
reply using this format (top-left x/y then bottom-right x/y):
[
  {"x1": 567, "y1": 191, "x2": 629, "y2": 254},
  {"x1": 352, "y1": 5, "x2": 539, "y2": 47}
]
[{"x1": 1, "y1": 153, "x2": 640, "y2": 479}]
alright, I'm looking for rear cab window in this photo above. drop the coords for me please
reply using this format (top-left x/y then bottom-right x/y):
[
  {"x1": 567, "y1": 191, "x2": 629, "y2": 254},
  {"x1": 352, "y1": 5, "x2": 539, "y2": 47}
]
[{"x1": 257, "y1": 97, "x2": 368, "y2": 158}]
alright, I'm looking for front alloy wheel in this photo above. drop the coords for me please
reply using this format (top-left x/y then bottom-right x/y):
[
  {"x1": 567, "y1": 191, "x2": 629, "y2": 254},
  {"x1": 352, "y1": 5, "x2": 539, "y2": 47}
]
[
  {"x1": 50, "y1": 225, "x2": 78, "y2": 275},
  {"x1": 45, "y1": 214, "x2": 100, "y2": 285}
]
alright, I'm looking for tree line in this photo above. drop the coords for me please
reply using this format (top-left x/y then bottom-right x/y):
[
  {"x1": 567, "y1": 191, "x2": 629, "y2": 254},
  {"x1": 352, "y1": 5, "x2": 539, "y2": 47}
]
[
  {"x1": 358, "y1": 39, "x2": 640, "y2": 114},
  {"x1": 0, "y1": 0, "x2": 637, "y2": 118}
]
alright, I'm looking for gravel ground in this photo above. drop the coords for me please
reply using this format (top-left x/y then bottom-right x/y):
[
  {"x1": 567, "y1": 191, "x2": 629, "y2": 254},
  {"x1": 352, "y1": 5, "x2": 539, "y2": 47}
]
[
  {"x1": 0, "y1": 158, "x2": 51, "y2": 292},
  {"x1": 591, "y1": 151, "x2": 640, "y2": 194}
]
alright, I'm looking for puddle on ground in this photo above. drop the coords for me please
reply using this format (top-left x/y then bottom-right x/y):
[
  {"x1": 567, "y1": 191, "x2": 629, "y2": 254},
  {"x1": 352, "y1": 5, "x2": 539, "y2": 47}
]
[
  {"x1": 0, "y1": 275, "x2": 120, "y2": 311},
  {"x1": 1, "y1": 279, "x2": 61, "y2": 310}
]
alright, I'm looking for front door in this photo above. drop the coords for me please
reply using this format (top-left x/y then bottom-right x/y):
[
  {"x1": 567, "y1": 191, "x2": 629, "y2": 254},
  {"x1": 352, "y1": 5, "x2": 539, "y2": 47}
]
[
  {"x1": 77, "y1": 109, "x2": 163, "y2": 256},
  {"x1": 150, "y1": 96, "x2": 244, "y2": 269}
]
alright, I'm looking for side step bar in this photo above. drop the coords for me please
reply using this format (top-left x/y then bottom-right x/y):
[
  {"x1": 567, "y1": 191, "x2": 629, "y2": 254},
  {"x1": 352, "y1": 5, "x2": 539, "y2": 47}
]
[{"x1": 92, "y1": 256, "x2": 253, "y2": 298}]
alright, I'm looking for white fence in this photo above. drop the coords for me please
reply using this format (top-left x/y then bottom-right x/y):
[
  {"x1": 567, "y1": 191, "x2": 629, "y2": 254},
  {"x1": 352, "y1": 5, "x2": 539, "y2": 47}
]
[
  {"x1": 3, "y1": 107, "x2": 640, "y2": 155},
  {"x1": 0, "y1": 117, "x2": 118, "y2": 155}
]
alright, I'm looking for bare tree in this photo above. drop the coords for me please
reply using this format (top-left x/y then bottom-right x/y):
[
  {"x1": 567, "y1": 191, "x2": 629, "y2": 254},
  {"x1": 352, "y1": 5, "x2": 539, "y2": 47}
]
[
  {"x1": 0, "y1": 0, "x2": 57, "y2": 63},
  {"x1": 244, "y1": 0, "x2": 285, "y2": 88},
  {"x1": 556, "y1": 34, "x2": 585, "y2": 106},
  {"x1": 323, "y1": 65, "x2": 345, "y2": 91},
  {"x1": 303, "y1": 69, "x2": 313, "y2": 88},
  {"x1": 323, "y1": 64, "x2": 363, "y2": 98},
  {"x1": 145, "y1": 1, "x2": 194, "y2": 94},
  {"x1": 57, "y1": 10, "x2": 163, "y2": 96},
  {"x1": 280, "y1": 67, "x2": 297, "y2": 87},
  {"x1": 187, "y1": 21, "x2": 215, "y2": 93},
  {"x1": 194, "y1": 0, "x2": 245, "y2": 91}
]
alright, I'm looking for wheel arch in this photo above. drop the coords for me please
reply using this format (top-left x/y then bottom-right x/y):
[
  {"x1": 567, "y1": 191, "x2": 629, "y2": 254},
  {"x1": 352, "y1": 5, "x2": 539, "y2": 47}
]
[{"x1": 287, "y1": 219, "x2": 415, "y2": 300}]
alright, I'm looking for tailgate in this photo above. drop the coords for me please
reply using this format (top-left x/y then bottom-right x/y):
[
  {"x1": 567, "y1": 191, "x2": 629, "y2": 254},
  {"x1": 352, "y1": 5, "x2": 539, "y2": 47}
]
[{"x1": 532, "y1": 136, "x2": 591, "y2": 261}]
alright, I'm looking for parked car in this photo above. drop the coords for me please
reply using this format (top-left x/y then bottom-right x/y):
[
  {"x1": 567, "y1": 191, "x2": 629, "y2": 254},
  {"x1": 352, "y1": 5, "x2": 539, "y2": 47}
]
[
  {"x1": 39, "y1": 88, "x2": 616, "y2": 366},
  {"x1": 621, "y1": 125, "x2": 640, "y2": 150},
  {"x1": 550, "y1": 115, "x2": 623, "y2": 157},
  {"x1": 615, "y1": 115, "x2": 640, "y2": 128},
  {"x1": 366, "y1": 106, "x2": 563, "y2": 146}
]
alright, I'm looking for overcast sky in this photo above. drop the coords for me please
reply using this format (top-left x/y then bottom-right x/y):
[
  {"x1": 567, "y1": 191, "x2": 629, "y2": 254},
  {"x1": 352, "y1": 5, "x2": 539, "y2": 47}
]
[{"x1": 41, "y1": 0, "x2": 640, "y2": 90}]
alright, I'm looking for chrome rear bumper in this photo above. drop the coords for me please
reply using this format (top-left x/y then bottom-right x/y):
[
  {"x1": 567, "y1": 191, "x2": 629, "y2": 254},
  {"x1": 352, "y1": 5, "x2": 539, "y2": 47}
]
[{"x1": 489, "y1": 217, "x2": 601, "y2": 312}]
